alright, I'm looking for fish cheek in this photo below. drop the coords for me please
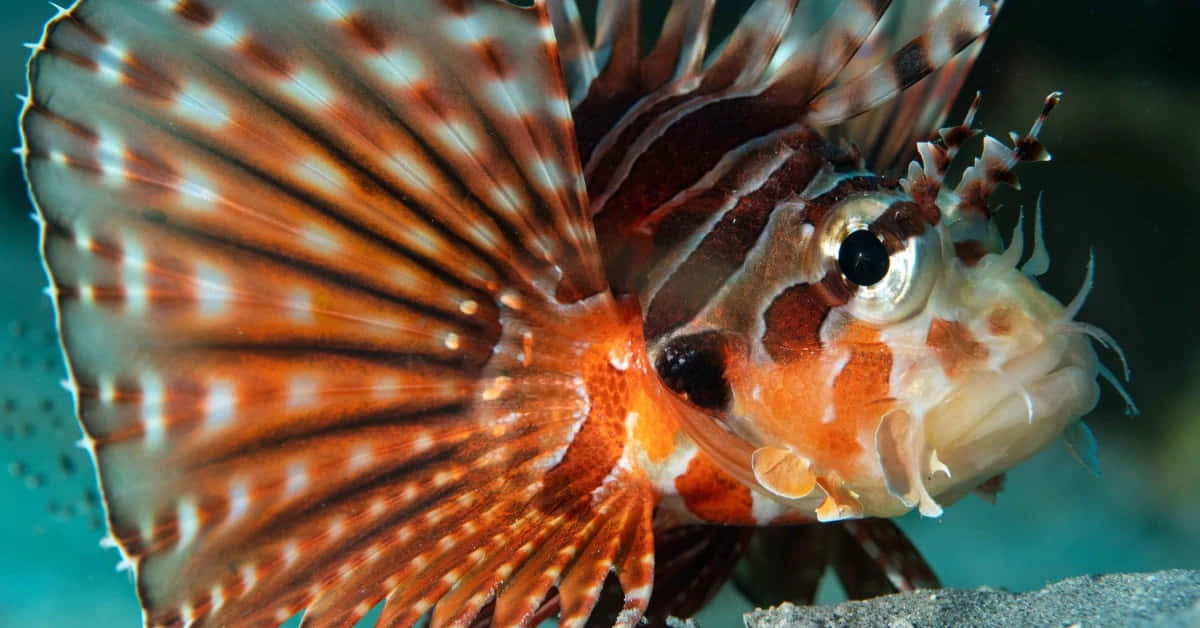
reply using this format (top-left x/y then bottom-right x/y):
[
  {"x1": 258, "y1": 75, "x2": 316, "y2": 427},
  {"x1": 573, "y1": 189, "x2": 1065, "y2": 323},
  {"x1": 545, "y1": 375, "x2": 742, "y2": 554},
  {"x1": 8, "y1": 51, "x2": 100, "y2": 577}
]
[
  {"x1": 725, "y1": 283, "x2": 843, "y2": 453},
  {"x1": 746, "y1": 284, "x2": 893, "y2": 480}
]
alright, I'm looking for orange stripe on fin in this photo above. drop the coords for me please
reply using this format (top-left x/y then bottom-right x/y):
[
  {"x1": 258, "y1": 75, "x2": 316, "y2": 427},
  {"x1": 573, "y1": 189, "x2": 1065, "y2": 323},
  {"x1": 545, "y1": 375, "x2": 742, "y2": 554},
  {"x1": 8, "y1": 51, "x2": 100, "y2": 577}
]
[{"x1": 22, "y1": 1, "x2": 654, "y2": 626}]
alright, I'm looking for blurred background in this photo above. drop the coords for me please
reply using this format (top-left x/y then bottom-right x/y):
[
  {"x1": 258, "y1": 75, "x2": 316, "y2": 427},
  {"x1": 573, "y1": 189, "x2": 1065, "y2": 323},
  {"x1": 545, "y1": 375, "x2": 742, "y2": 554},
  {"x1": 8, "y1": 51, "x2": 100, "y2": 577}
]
[{"x1": 0, "y1": 1, "x2": 1196, "y2": 625}]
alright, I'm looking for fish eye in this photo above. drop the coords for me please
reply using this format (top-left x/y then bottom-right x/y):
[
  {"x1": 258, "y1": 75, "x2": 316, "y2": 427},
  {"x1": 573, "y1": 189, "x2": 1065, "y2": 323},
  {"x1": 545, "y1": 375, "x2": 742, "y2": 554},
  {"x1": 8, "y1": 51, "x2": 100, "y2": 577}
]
[
  {"x1": 838, "y1": 229, "x2": 889, "y2": 286},
  {"x1": 817, "y1": 197, "x2": 943, "y2": 325}
]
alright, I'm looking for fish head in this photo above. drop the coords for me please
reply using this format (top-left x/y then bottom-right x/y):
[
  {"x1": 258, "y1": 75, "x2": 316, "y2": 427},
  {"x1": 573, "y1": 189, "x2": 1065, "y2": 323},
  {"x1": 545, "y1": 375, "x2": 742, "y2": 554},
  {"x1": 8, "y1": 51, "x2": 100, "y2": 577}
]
[
  {"x1": 759, "y1": 191, "x2": 1103, "y2": 518},
  {"x1": 654, "y1": 103, "x2": 1122, "y2": 522}
]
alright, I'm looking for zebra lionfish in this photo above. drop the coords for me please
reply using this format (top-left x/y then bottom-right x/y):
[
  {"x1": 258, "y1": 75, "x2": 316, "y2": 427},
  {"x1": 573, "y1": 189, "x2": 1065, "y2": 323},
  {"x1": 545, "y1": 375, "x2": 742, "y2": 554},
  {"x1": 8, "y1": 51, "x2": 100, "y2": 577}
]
[{"x1": 19, "y1": 0, "x2": 1132, "y2": 625}]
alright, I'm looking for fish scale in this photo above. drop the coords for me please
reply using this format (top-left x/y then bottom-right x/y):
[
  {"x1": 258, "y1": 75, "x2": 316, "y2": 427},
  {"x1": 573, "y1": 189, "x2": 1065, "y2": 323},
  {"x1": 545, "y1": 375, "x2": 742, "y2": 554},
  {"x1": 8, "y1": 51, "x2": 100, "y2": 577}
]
[{"x1": 19, "y1": 0, "x2": 1130, "y2": 626}]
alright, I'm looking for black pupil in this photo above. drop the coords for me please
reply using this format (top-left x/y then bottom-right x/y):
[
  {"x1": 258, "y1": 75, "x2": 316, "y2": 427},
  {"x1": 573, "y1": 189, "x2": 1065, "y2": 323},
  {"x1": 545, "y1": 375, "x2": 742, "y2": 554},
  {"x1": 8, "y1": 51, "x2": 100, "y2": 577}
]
[{"x1": 838, "y1": 229, "x2": 890, "y2": 286}]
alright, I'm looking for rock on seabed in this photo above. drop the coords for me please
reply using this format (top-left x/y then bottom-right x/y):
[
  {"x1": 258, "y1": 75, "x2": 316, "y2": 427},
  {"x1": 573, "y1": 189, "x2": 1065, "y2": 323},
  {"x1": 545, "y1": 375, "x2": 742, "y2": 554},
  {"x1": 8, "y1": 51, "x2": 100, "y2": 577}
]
[{"x1": 742, "y1": 570, "x2": 1200, "y2": 627}]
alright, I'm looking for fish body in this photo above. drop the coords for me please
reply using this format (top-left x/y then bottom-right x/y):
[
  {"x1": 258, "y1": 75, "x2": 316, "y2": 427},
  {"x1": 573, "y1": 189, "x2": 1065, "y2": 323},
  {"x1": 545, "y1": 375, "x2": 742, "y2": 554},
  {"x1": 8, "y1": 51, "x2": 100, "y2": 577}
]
[{"x1": 19, "y1": 0, "x2": 1126, "y2": 626}]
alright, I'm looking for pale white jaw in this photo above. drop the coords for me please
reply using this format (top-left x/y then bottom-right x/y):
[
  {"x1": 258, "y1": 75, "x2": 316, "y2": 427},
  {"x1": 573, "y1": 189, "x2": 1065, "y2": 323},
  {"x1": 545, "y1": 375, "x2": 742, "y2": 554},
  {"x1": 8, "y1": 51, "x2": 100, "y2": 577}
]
[
  {"x1": 920, "y1": 325, "x2": 1101, "y2": 504},
  {"x1": 894, "y1": 252, "x2": 1107, "y2": 512}
]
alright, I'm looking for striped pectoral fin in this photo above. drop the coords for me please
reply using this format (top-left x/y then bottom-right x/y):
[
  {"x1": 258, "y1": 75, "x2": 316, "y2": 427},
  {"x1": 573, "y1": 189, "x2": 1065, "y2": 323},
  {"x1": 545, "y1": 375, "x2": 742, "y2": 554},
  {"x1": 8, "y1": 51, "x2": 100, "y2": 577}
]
[
  {"x1": 25, "y1": 0, "x2": 605, "y2": 302},
  {"x1": 641, "y1": 524, "x2": 754, "y2": 624},
  {"x1": 415, "y1": 429, "x2": 658, "y2": 628},
  {"x1": 734, "y1": 525, "x2": 834, "y2": 608},
  {"x1": 832, "y1": 519, "x2": 941, "y2": 598},
  {"x1": 525, "y1": 521, "x2": 751, "y2": 628},
  {"x1": 553, "y1": 500, "x2": 640, "y2": 626},
  {"x1": 734, "y1": 519, "x2": 939, "y2": 608},
  {"x1": 20, "y1": 1, "x2": 646, "y2": 626}
]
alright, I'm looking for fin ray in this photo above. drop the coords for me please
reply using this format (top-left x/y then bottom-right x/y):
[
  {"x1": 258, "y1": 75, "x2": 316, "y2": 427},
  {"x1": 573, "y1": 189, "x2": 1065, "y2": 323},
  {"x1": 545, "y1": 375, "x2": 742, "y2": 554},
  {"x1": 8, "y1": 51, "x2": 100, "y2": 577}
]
[{"x1": 23, "y1": 1, "x2": 653, "y2": 626}]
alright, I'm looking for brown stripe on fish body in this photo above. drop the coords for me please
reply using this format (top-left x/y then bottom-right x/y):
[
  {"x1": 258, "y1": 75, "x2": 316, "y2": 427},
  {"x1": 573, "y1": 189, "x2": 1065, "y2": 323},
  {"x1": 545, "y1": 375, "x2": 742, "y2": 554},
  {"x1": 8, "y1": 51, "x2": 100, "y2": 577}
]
[
  {"x1": 590, "y1": 97, "x2": 788, "y2": 232},
  {"x1": 567, "y1": 0, "x2": 667, "y2": 165},
  {"x1": 641, "y1": 172, "x2": 893, "y2": 346},
  {"x1": 592, "y1": 98, "x2": 859, "y2": 245},
  {"x1": 800, "y1": 174, "x2": 901, "y2": 227},
  {"x1": 641, "y1": 144, "x2": 828, "y2": 341},
  {"x1": 642, "y1": 127, "x2": 823, "y2": 257},
  {"x1": 761, "y1": 271, "x2": 854, "y2": 363},
  {"x1": 573, "y1": 63, "x2": 692, "y2": 167},
  {"x1": 600, "y1": 126, "x2": 832, "y2": 295}
]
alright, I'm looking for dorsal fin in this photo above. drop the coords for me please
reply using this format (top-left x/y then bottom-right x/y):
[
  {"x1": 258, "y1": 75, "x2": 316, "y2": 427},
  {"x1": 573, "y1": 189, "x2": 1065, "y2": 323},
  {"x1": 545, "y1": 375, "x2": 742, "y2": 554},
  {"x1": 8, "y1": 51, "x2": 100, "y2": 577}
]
[
  {"x1": 830, "y1": 1, "x2": 1004, "y2": 173},
  {"x1": 21, "y1": 1, "x2": 659, "y2": 626},
  {"x1": 552, "y1": 0, "x2": 1001, "y2": 293}
]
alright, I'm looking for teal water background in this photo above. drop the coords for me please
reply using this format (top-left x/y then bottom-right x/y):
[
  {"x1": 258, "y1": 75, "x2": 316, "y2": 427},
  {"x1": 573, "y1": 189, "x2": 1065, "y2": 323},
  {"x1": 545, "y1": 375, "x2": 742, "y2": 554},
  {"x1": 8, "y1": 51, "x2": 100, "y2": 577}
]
[{"x1": 1, "y1": 1, "x2": 1197, "y2": 625}]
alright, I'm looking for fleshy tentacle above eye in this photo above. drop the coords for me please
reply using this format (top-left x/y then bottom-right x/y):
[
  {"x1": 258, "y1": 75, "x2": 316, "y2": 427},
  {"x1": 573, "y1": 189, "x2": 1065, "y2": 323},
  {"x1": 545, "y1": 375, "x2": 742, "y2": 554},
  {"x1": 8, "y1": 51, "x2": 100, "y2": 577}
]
[{"x1": 21, "y1": 1, "x2": 662, "y2": 626}]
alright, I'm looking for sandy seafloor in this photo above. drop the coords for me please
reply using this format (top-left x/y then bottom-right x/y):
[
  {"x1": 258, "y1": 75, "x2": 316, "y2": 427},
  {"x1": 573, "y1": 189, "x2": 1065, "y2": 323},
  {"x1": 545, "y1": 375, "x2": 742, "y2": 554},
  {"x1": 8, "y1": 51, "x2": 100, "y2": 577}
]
[{"x1": 1, "y1": 1, "x2": 1198, "y2": 626}]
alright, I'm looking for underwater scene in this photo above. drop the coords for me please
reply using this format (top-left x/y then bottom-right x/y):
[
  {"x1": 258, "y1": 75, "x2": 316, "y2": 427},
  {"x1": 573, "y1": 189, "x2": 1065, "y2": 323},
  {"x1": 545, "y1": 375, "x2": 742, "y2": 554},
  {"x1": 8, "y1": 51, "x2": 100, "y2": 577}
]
[{"x1": 1, "y1": 1, "x2": 1197, "y2": 626}]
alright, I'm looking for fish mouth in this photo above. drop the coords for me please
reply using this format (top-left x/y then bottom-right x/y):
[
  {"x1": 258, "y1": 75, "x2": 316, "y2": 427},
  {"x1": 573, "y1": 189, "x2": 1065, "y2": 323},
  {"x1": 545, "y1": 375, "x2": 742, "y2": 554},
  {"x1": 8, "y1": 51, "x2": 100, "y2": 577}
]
[
  {"x1": 740, "y1": 303, "x2": 1106, "y2": 520},
  {"x1": 920, "y1": 331, "x2": 1100, "y2": 495},
  {"x1": 913, "y1": 255, "x2": 1124, "y2": 504}
]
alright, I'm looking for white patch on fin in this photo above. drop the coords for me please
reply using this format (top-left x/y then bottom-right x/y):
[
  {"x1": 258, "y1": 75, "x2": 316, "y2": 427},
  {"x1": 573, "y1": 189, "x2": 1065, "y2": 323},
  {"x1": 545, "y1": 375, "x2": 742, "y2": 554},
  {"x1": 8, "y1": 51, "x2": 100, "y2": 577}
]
[
  {"x1": 280, "y1": 68, "x2": 336, "y2": 109},
  {"x1": 193, "y1": 263, "x2": 230, "y2": 316},
  {"x1": 204, "y1": 380, "x2": 235, "y2": 430},
  {"x1": 176, "y1": 497, "x2": 199, "y2": 547},
  {"x1": 204, "y1": 13, "x2": 246, "y2": 48},
  {"x1": 175, "y1": 81, "x2": 231, "y2": 129},
  {"x1": 286, "y1": 375, "x2": 317, "y2": 410},
  {"x1": 287, "y1": 290, "x2": 315, "y2": 323},
  {"x1": 283, "y1": 462, "x2": 308, "y2": 499},
  {"x1": 313, "y1": 0, "x2": 351, "y2": 22},
  {"x1": 367, "y1": 48, "x2": 426, "y2": 87},
  {"x1": 228, "y1": 480, "x2": 249, "y2": 521},
  {"x1": 443, "y1": 13, "x2": 484, "y2": 46},
  {"x1": 140, "y1": 372, "x2": 165, "y2": 448}
]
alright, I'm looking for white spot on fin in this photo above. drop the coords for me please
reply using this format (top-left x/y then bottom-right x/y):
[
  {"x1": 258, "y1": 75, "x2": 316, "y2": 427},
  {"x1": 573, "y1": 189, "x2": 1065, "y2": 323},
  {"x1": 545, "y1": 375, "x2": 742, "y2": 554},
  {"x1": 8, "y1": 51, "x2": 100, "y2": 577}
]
[
  {"x1": 141, "y1": 372, "x2": 165, "y2": 448},
  {"x1": 205, "y1": 380, "x2": 235, "y2": 429},
  {"x1": 177, "y1": 497, "x2": 199, "y2": 547}
]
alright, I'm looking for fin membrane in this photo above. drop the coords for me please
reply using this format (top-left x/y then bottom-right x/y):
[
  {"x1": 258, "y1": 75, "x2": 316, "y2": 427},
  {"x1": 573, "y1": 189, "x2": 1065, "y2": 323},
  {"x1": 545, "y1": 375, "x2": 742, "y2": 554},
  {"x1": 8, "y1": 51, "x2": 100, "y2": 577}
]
[
  {"x1": 734, "y1": 519, "x2": 939, "y2": 607},
  {"x1": 22, "y1": 1, "x2": 654, "y2": 626}
]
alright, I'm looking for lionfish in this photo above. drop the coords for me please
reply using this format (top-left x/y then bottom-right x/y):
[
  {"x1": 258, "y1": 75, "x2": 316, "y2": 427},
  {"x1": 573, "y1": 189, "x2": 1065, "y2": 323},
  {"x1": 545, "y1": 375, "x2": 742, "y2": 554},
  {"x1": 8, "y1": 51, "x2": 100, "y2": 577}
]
[{"x1": 18, "y1": 0, "x2": 1132, "y2": 626}]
